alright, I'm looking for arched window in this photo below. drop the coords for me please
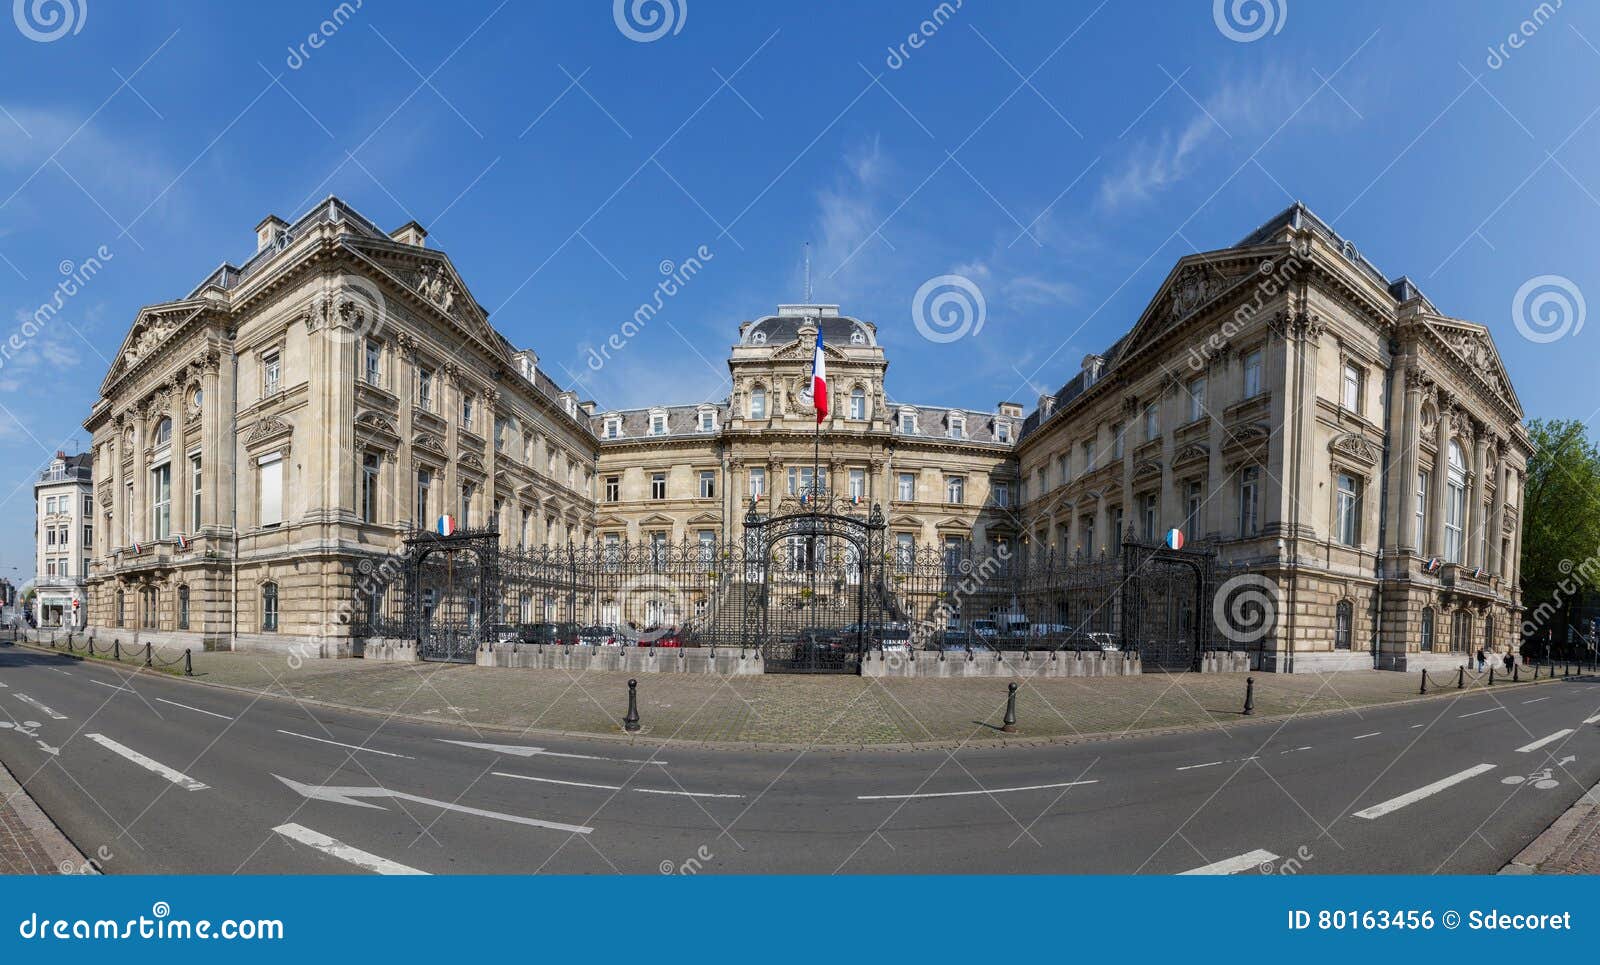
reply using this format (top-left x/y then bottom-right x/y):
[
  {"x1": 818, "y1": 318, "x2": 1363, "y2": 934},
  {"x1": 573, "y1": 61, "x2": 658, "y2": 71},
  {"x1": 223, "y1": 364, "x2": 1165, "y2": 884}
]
[
  {"x1": 1484, "y1": 613, "x2": 1495, "y2": 654},
  {"x1": 261, "y1": 582, "x2": 279, "y2": 632},
  {"x1": 115, "y1": 590, "x2": 125, "y2": 628},
  {"x1": 178, "y1": 585, "x2": 190, "y2": 630},
  {"x1": 154, "y1": 417, "x2": 172, "y2": 447},
  {"x1": 1334, "y1": 600, "x2": 1352, "y2": 650},
  {"x1": 750, "y1": 385, "x2": 767, "y2": 419},
  {"x1": 1452, "y1": 610, "x2": 1471, "y2": 654},
  {"x1": 1445, "y1": 440, "x2": 1467, "y2": 563},
  {"x1": 849, "y1": 386, "x2": 866, "y2": 420},
  {"x1": 1419, "y1": 607, "x2": 1434, "y2": 652}
]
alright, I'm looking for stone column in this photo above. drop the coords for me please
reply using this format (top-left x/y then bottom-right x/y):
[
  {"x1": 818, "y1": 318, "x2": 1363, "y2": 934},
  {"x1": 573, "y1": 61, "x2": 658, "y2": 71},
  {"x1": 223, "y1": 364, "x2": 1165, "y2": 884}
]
[
  {"x1": 1288, "y1": 316, "x2": 1321, "y2": 539},
  {"x1": 109, "y1": 416, "x2": 125, "y2": 548},
  {"x1": 1509, "y1": 469, "x2": 1525, "y2": 591},
  {"x1": 443, "y1": 363, "x2": 461, "y2": 522},
  {"x1": 1430, "y1": 396, "x2": 1450, "y2": 557},
  {"x1": 1093, "y1": 492, "x2": 1108, "y2": 556},
  {"x1": 199, "y1": 350, "x2": 225, "y2": 536},
  {"x1": 1397, "y1": 367, "x2": 1423, "y2": 552},
  {"x1": 396, "y1": 335, "x2": 416, "y2": 531},
  {"x1": 1490, "y1": 456, "x2": 1507, "y2": 579},
  {"x1": 170, "y1": 384, "x2": 189, "y2": 536},
  {"x1": 1468, "y1": 424, "x2": 1487, "y2": 568},
  {"x1": 130, "y1": 406, "x2": 148, "y2": 544}
]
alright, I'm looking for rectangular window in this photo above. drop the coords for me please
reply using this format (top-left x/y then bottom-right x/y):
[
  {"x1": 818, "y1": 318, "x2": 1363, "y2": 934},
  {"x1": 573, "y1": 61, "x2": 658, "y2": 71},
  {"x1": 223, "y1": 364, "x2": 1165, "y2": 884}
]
[
  {"x1": 786, "y1": 466, "x2": 817, "y2": 495},
  {"x1": 460, "y1": 394, "x2": 474, "y2": 429},
  {"x1": 83, "y1": 494, "x2": 92, "y2": 517},
  {"x1": 460, "y1": 483, "x2": 473, "y2": 526},
  {"x1": 949, "y1": 417, "x2": 964, "y2": 440},
  {"x1": 45, "y1": 496, "x2": 56, "y2": 514},
  {"x1": 1144, "y1": 402, "x2": 1159, "y2": 441},
  {"x1": 1336, "y1": 473, "x2": 1361, "y2": 546},
  {"x1": 1085, "y1": 515, "x2": 1098, "y2": 554},
  {"x1": 1445, "y1": 478, "x2": 1466, "y2": 563},
  {"x1": 697, "y1": 530, "x2": 716, "y2": 562},
  {"x1": 1185, "y1": 480, "x2": 1202, "y2": 528},
  {"x1": 151, "y1": 464, "x2": 171, "y2": 539},
  {"x1": 699, "y1": 470, "x2": 716, "y2": 499},
  {"x1": 1243, "y1": 348, "x2": 1263, "y2": 398},
  {"x1": 993, "y1": 481, "x2": 1011, "y2": 508},
  {"x1": 418, "y1": 367, "x2": 433, "y2": 410},
  {"x1": 416, "y1": 469, "x2": 431, "y2": 524},
  {"x1": 1415, "y1": 470, "x2": 1429, "y2": 549},
  {"x1": 1083, "y1": 440, "x2": 1096, "y2": 472},
  {"x1": 494, "y1": 417, "x2": 506, "y2": 452},
  {"x1": 364, "y1": 341, "x2": 381, "y2": 386},
  {"x1": 1058, "y1": 454, "x2": 1070, "y2": 485},
  {"x1": 1141, "y1": 493, "x2": 1158, "y2": 541},
  {"x1": 83, "y1": 525, "x2": 92, "y2": 548},
  {"x1": 650, "y1": 413, "x2": 667, "y2": 435},
  {"x1": 605, "y1": 475, "x2": 620, "y2": 503},
  {"x1": 1342, "y1": 363, "x2": 1362, "y2": 412},
  {"x1": 996, "y1": 421, "x2": 1010, "y2": 444},
  {"x1": 749, "y1": 467, "x2": 766, "y2": 498},
  {"x1": 1187, "y1": 376, "x2": 1207, "y2": 422},
  {"x1": 1112, "y1": 421, "x2": 1124, "y2": 459},
  {"x1": 651, "y1": 472, "x2": 667, "y2": 500},
  {"x1": 361, "y1": 453, "x2": 380, "y2": 523},
  {"x1": 899, "y1": 411, "x2": 916, "y2": 434},
  {"x1": 897, "y1": 472, "x2": 915, "y2": 501},
  {"x1": 699, "y1": 410, "x2": 716, "y2": 431},
  {"x1": 1239, "y1": 467, "x2": 1260, "y2": 537},
  {"x1": 259, "y1": 453, "x2": 283, "y2": 527},
  {"x1": 945, "y1": 476, "x2": 965, "y2": 504},
  {"x1": 262, "y1": 350, "x2": 280, "y2": 396},
  {"x1": 849, "y1": 468, "x2": 865, "y2": 501},
  {"x1": 190, "y1": 454, "x2": 202, "y2": 527},
  {"x1": 895, "y1": 533, "x2": 915, "y2": 571}
]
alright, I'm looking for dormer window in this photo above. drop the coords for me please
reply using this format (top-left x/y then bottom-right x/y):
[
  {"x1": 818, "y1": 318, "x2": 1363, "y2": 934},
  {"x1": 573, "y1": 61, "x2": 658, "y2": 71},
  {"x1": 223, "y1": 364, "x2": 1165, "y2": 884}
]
[
  {"x1": 996, "y1": 421, "x2": 1011, "y2": 444},
  {"x1": 698, "y1": 408, "x2": 716, "y2": 432},
  {"x1": 649, "y1": 411, "x2": 668, "y2": 436},
  {"x1": 899, "y1": 408, "x2": 917, "y2": 434},
  {"x1": 603, "y1": 416, "x2": 622, "y2": 439},
  {"x1": 948, "y1": 414, "x2": 965, "y2": 440}
]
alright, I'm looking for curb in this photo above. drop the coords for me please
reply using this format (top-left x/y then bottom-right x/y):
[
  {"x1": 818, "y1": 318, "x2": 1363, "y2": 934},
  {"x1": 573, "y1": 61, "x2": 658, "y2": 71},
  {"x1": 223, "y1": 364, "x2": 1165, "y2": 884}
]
[
  {"x1": 1499, "y1": 773, "x2": 1600, "y2": 875},
  {"x1": 0, "y1": 757, "x2": 96, "y2": 875},
  {"x1": 7, "y1": 635, "x2": 1575, "y2": 753}
]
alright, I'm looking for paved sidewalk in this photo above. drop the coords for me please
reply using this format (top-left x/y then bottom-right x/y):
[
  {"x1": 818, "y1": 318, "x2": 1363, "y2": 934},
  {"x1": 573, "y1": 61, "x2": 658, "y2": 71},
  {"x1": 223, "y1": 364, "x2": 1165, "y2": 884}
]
[
  {"x1": 0, "y1": 759, "x2": 92, "y2": 875},
  {"x1": 1502, "y1": 776, "x2": 1600, "y2": 875},
  {"x1": 69, "y1": 647, "x2": 1563, "y2": 747}
]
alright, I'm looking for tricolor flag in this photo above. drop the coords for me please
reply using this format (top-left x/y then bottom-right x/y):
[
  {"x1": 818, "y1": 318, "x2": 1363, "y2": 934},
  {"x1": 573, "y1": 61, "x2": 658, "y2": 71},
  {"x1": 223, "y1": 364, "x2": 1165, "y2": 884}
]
[
  {"x1": 436, "y1": 515, "x2": 457, "y2": 536},
  {"x1": 177, "y1": 533, "x2": 191, "y2": 550},
  {"x1": 1164, "y1": 527, "x2": 1185, "y2": 550},
  {"x1": 131, "y1": 540, "x2": 143, "y2": 554},
  {"x1": 810, "y1": 327, "x2": 828, "y2": 423},
  {"x1": 1423, "y1": 557, "x2": 1443, "y2": 574}
]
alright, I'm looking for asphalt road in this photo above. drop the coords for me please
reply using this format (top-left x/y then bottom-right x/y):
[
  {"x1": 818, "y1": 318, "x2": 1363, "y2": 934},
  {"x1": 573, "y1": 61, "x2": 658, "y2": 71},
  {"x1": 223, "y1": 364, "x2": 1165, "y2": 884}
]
[{"x1": 2, "y1": 642, "x2": 1598, "y2": 875}]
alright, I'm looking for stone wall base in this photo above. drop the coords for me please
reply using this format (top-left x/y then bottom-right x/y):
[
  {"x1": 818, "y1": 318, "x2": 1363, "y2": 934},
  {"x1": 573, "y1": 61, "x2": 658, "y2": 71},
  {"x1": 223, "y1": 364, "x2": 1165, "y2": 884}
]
[
  {"x1": 860, "y1": 649, "x2": 1142, "y2": 678},
  {"x1": 478, "y1": 643, "x2": 763, "y2": 675}
]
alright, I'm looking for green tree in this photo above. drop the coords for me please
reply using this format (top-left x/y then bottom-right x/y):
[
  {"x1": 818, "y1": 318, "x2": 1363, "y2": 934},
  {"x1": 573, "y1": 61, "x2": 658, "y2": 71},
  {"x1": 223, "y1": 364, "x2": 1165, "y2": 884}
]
[{"x1": 1520, "y1": 419, "x2": 1600, "y2": 645}]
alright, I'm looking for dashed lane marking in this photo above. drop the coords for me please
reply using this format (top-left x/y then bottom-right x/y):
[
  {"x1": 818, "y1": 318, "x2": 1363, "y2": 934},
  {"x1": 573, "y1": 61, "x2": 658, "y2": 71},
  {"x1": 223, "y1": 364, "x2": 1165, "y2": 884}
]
[
  {"x1": 1516, "y1": 730, "x2": 1574, "y2": 753},
  {"x1": 438, "y1": 738, "x2": 667, "y2": 766},
  {"x1": 86, "y1": 733, "x2": 208, "y2": 791},
  {"x1": 89, "y1": 679, "x2": 131, "y2": 693},
  {"x1": 858, "y1": 780, "x2": 1099, "y2": 801},
  {"x1": 1353, "y1": 732, "x2": 1381, "y2": 740},
  {"x1": 273, "y1": 823, "x2": 428, "y2": 875},
  {"x1": 13, "y1": 693, "x2": 66, "y2": 720},
  {"x1": 1353, "y1": 764, "x2": 1496, "y2": 820},
  {"x1": 1179, "y1": 849, "x2": 1278, "y2": 875},
  {"x1": 277, "y1": 729, "x2": 413, "y2": 759},
  {"x1": 493, "y1": 770, "x2": 742, "y2": 798},
  {"x1": 1584, "y1": 714, "x2": 1600, "y2": 725},
  {"x1": 1459, "y1": 708, "x2": 1504, "y2": 718},
  {"x1": 1523, "y1": 697, "x2": 1551, "y2": 704}
]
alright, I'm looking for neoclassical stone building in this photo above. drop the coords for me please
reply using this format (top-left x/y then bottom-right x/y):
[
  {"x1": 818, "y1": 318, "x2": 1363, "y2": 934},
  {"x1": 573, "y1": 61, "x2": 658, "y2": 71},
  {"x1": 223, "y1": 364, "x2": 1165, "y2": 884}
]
[
  {"x1": 1015, "y1": 203, "x2": 1529, "y2": 671},
  {"x1": 78, "y1": 197, "x2": 1527, "y2": 670}
]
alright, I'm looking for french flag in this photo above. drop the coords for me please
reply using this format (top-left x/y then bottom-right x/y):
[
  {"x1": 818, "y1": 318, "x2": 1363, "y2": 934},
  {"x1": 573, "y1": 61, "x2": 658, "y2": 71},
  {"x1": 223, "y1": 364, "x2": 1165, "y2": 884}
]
[
  {"x1": 811, "y1": 327, "x2": 828, "y2": 423},
  {"x1": 436, "y1": 515, "x2": 457, "y2": 536}
]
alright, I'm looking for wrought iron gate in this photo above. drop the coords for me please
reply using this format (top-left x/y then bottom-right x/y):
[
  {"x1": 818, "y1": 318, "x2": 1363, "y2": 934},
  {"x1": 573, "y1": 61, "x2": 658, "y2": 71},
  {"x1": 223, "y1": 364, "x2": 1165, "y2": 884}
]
[
  {"x1": 402, "y1": 529, "x2": 498, "y2": 662},
  {"x1": 741, "y1": 489, "x2": 886, "y2": 673},
  {"x1": 1120, "y1": 542, "x2": 1214, "y2": 670}
]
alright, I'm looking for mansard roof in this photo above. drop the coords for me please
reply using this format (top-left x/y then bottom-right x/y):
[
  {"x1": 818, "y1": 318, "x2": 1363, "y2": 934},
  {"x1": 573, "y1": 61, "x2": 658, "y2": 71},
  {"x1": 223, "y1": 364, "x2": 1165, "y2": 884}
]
[
  {"x1": 593, "y1": 401, "x2": 730, "y2": 441},
  {"x1": 740, "y1": 305, "x2": 877, "y2": 347}
]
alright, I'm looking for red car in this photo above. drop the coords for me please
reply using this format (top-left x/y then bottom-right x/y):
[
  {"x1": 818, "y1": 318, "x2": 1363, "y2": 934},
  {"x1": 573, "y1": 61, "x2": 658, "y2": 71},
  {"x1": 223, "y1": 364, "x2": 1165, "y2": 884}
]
[{"x1": 641, "y1": 628, "x2": 684, "y2": 648}]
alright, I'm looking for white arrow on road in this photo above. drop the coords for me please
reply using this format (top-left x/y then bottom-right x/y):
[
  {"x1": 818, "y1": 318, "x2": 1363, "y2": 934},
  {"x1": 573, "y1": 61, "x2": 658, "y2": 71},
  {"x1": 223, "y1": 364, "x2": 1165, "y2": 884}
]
[
  {"x1": 272, "y1": 775, "x2": 594, "y2": 834},
  {"x1": 1557, "y1": 755, "x2": 1577, "y2": 766},
  {"x1": 13, "y1": 693, "x2": 66, "y2": 720}
]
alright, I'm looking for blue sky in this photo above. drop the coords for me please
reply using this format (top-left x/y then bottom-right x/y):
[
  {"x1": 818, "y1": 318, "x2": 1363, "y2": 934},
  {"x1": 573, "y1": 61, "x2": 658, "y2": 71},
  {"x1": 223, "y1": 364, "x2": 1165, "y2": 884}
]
[{"x1": 2, "y1": 0, "x2": 1598, "y2": 579}]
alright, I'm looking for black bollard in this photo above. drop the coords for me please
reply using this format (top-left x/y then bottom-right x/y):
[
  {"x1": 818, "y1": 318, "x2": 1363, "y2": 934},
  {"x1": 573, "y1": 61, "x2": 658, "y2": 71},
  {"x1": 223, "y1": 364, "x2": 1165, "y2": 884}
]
[
  {"x1": 1419, "y1": 669, "x2": 1428, "y2": 695},
  {"x1": 1488, "y1": 666, "x2": 1494, "y2": 686},
  {"x1": 1243, "y1": 676, "x2": 1256, "y2": 716},
  {"x1": 1002, "y1": 682, "x2": 1019, "y2": 733},
  {"x1": 1513, "y1": 662, "x2": 1519, "y2": 683},
  {"x1": 113, "y1": 640, "x2": 120, "y2": 661},
  {"x1": 1458, "y1": 666, "x2": 1465, "y2": 689},
  {"x1": 623, "y1": 678, "x2": 641, "y2": 733},
  {"x1": 144, "y1": 643, "x2": 153, "y2": 668},
  {"x1": 183, "y1": 648, "x2": 193, "y2": 677}
]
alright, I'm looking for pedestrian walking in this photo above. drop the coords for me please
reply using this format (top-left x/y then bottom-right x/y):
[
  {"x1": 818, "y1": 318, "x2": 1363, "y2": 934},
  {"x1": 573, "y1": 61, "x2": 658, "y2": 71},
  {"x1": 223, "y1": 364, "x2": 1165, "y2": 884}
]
[
  {"x1": 1503, "y1": 651, "x2": 1514, "y2": 674},
  {"x1": 1476, "y1": 648, "x2": 1486, "y2": 673}
]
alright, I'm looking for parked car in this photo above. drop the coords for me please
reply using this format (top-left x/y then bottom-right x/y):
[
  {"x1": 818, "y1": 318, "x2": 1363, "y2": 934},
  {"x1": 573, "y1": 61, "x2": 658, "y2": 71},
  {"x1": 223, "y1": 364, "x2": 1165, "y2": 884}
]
[
  {"x1": 517, "y1": 622, "x2": 582, "y2": 646},
  {"x1": 971, "y1": 619, "x2": 998, "y2": 639},
  {"x1": 649, "y1": 628, "x2": 685, "y2": 648},
  {"x1": 871, "y1": 623, "x2": 911, "y2": 652}
]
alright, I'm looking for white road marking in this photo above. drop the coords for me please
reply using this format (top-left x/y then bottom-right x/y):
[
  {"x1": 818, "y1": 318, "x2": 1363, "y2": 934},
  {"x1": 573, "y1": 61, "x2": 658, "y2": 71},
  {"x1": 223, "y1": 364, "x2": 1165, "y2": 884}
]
[
  {"x1": 493, "y1": 770, "x2": 741, "y2": 798},
  {"x1": 437, "y1": 738, "x2": 667, "y2": 766},
  {"x1": 1179, "y1": 849, "x2": 1278, "y2": 875},
  {"x1": 1411, "y1": 723, "x2": 1425, "y2": 728},
  {"x1": 1176, "y1": 761, "x2": 1222, "y2": 771},
  {"x1": 1459, "y1": 707, "x2": 1504, "y2": 718},
  {"x1": 858, "y1": 780, "x2": 1099, "y2": 801},
  {"x1": 1177, "y1": 755, "x2": 1259, "y2": 771},
  {"x1": 273, "y1": 775, "x2": 592, "y2": 834},
  {"x1": 277, "y1": 729, "x2": 413, "y2": 759},
  {"x1": 1353, "y1": 764, "x2": 1497, "y2": 820},
  {"x1": 1516, "y1": 730, "x2": 1574, "y2": 753},
  {"x1": 89, "y1": 679, "x2": 131, "y2": 693},
  {"x1": 155, "y1": 697, "x2": 234, "y2": 721},
  {"x1": 1584, "y1": 714, "x2": 1600, "y2": 725},
  {"x1": 493, "y1": 771, "x2": 620, "y2": 791},
  {"x1": 273, "y1": 823, "x2": 428, "y2": 875},
  {"x1": 633, "y1": 787, "x2": 744, "y2": 799},
  {"x1": 1353, "y1": 732, "x2": 1381, "y2": 740},
  {"x1": 0, "y1": 680, "x2": 8, "y2": 688},
  {"x1": 13, "y1": 693, "x2": 66, "y2": 720},
  {"x1": 86, "y1": 733, "x2": 208, "y2": 791},
  {"x1": 1523, "y1": 697, "x2": 1551, "y2": 704}
]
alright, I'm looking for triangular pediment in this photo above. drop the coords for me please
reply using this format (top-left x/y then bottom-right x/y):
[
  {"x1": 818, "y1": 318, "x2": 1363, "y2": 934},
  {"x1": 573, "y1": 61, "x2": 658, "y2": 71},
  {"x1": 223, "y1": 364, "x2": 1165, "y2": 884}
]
[
  {"x1": 101, "y1": 302, "x2": 208, "y2": 395},
  {"x1": 771, "y1": 337, "x2": 848, "y2": 362},
  {"x1": 1112, "y1": 254, "x2": 1265, "y2": 368},
  {"x1": 1419, "y1": 316, "x2": 1523, "y2": 418},
  {"x1": 342, "y1": 239, "x2": 511, "y2": 365}
]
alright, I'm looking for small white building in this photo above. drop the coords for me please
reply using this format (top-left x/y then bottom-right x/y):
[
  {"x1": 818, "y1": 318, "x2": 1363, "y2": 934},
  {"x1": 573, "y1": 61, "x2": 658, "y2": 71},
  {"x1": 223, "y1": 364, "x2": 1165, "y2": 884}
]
[{"x1": 34, "y1": 451, "x2": 93, "y2": 628}]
